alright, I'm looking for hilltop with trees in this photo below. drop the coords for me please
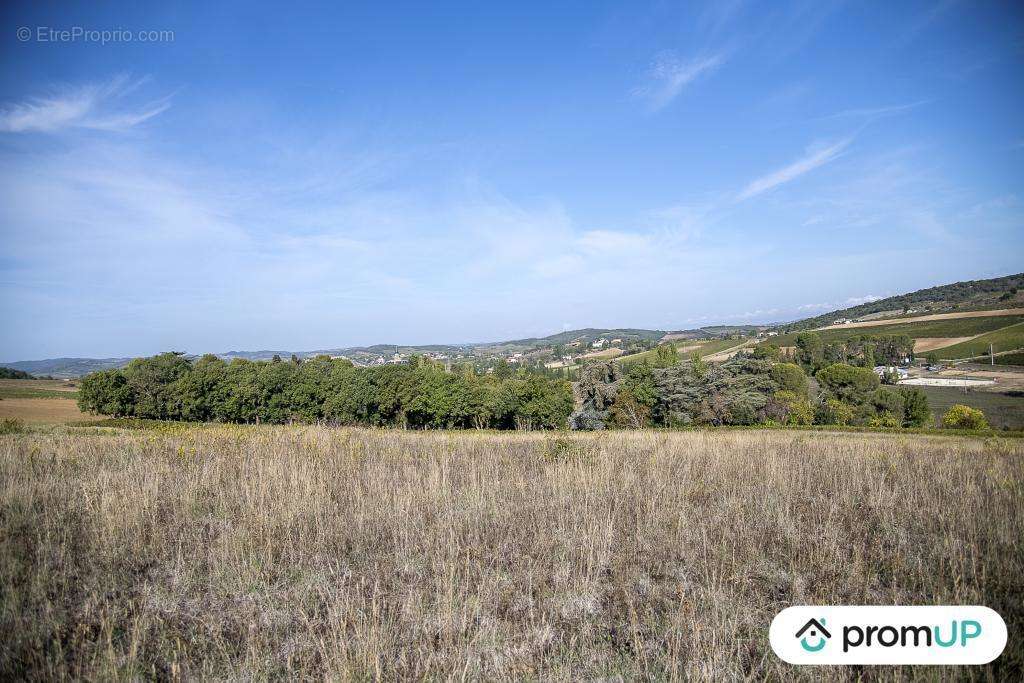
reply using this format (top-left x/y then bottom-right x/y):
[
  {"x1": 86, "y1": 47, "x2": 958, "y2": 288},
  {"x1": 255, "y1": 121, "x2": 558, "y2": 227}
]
[{"x1": 775, "y1": 272, "x2": 1024, "y2": 333}]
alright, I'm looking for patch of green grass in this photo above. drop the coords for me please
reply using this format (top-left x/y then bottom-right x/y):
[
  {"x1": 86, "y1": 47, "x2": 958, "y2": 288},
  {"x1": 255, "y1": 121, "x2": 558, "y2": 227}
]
[
  {"x1": 935, "y1": 322, "x2": 1024, "y2": 360},
  {"x1": 0, "y1": 387, "x2": 80, "y2": 400},
  {"x1": 913, "y1": 386, "x2": 1024, "y2": 431},
  {"x1": 994, "y1": 351, "x2": 1024, "y2": 366},
  {"x1": 772, "y1": 314, "x2": 1024, "y2": 347},
  {"x1": 73, "y1": 418, "x2": 192, "y2": 432},
  {"x1": 0, "y1": 418, "x2": 25, "y2": 435},
  {"x1": 615, "y1": 338, "x2": 745, "y2": 367}
]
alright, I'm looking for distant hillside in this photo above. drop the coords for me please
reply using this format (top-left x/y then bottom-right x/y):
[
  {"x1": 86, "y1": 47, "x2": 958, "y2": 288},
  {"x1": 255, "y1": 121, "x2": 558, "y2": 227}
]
[
  {"x1": 0, "y1": 357, "x2": 132, "y2": 378},
  {"x1": 0, "y1": 366, "x2": 36, "y2": 380},
  {"x1": 14, "y1": 282, "x2": 1017, "y2": 378},
  {"x1": 776, "y1": 273, "x2": 1024, "y2": 332},
  {"x1": 495, "y1": 328, "x2": 666, "y2": 348}
]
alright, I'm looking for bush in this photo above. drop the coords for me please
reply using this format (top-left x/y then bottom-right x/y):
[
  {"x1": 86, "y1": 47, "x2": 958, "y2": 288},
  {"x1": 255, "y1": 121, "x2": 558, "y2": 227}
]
[
  {"x1": 770, "y1": 390, "x2": 813, "y2": 425},
  {"x1": 0, "y1": 418, "x2": 25, "y2": 435},
  {"x1": 941, "y1": 404, "x2": 989, "y2": 431},
  {"x1": 817, "y1": 398, "x2": 854, "y2": 426},
  {"x1": 867, "y1": 412, "x2": 901, "y2": 429}
]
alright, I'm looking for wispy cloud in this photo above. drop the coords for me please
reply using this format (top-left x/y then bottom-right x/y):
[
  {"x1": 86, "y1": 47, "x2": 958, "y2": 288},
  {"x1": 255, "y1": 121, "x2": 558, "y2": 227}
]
[
  {"x1": 737, "y1": 138, "x2": 851, "y2": 201},
  {"x1": 577, "y1": 229, "x2": 649, "y2": 253},
  {"x1": 0, "y1": 75, "x2": 170, "y2": 134},
  {"x1": 634, "y1": 53, "x2": 723, "y2": 111},
  {"x1": 814, "y1": 100, "x2": 928, "y2": 122},
  {"x1": 796, "y1": 294, "x2": 883, "y2": 312}
]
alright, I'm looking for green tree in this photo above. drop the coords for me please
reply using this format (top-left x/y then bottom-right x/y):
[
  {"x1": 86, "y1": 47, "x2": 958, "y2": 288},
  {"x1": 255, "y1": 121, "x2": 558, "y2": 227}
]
[
  {"x1": 898, "y1": 387, "x2": 931, "y2": 427},
  {"x1": 77, "y1": 369, "x2": 134, "y2": 417},
  {"x1": 815, "y1": 363, "x2": 880, "y2": 404},
  {"x1": 171, "y1": 354, "x2": 228, "y2": 422},
  {"x1": 611, "y1": 361, "x2": 656, "y2": 428},
  {"x1": 122, "y1": 352, "x2": 192, "y2": 419},
  {"x1": 870, "y1": 387, "x2": 904, "y2": 423},
  {"x1": 770, "y1": 362, "x2": 808, "y2": 396},
  {"x1": 795, "y1": 332, "x2": 825, "y2": 370},
  {"x1": 862, "y1": 342, "x2": 876, "y2": 369},
  {"x1": 493, "y1": 359, "x2": 513, "y2": 380}
]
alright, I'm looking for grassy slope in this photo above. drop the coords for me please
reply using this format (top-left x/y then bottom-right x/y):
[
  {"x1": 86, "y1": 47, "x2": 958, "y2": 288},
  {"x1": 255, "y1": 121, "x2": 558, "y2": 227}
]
[
  {"x1": 0, "y1": 387, "x2": 80, "y2": 400},
  {"x1": 0, "y1": 379, "x2": 80, "y2": 400},
  {"x1": 770, "y1": 314, "x2": 1024, "y2": 347},
  {"x1": 994, "y1": 351, "x2": 1024, "y2": 366},
  {"x1": 776, "y1": 272, "x2": 1024, "y2": 332},
  {"x1": 933, "y1": 322, "x2": 1024, "y2": 360},
  {"x1": 914, "y1": 386, "x2": 1024, "y2": 430},
  {"x1": 613, "y1": 338, "x2": 742, "y2": 367},
  {"x1": 2, "y1": 427, "x2": 1021, "y2": 679}
]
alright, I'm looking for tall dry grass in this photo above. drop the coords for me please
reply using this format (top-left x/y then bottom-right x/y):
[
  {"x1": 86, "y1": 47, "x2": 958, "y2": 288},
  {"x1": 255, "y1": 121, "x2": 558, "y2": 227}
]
[{"x1": 1, "y1": 426, "x2": 1022, "y2": 680}]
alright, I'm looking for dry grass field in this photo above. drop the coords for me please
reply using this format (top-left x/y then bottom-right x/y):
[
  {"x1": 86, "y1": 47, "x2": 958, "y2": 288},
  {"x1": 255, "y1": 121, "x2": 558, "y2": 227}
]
[
  {"x1": 0, "y1": 398, "x2": 93, "y2": 423},
  {"x1": 2, "y1": 426, "x2": 1023, "y2": 679}
]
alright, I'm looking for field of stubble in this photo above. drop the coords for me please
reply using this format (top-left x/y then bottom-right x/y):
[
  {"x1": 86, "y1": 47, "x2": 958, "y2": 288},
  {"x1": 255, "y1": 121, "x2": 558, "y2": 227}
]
[{"x1": 1, "y1": 426, "x2": 1022, "y2": 680}]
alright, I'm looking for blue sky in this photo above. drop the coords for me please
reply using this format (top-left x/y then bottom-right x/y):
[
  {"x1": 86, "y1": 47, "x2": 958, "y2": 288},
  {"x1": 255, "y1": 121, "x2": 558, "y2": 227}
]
[{"x1": 1, "y1": 1, "x2": 1022, "y2": 359}]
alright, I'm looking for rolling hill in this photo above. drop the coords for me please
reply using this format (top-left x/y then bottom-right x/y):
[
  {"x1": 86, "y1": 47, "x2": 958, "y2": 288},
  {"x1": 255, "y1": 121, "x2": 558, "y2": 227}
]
[
  {"x1": 775, "y1": 272, "x2": 1024, "y2": 332},
  {"x1": 8, "y1": 274, "x2": 1024, "y2": 376}
]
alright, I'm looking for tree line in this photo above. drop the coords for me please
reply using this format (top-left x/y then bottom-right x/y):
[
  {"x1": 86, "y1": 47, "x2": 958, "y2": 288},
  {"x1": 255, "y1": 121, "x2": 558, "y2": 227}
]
[
  {"x1": 571, "y1": 354, "x2": 931, "y2": 430},
  {"x1": 756, "y1": 332, "x2": 914, "y2": 372},
  {"x1": 0, "y1": 367, "x2": 36, "y2": 380},
  {"x1": 78, "y1": 353, "x2": 573, "y2": 430},
  {"x1": 76, "y1": 348, "x2": 943, "y2": 431}
]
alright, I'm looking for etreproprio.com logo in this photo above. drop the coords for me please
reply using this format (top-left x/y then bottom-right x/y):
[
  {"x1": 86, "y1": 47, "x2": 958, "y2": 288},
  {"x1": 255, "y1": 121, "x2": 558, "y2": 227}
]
[{"x1": 770, "y1": 606, "x2": 1007, "y2": 665}]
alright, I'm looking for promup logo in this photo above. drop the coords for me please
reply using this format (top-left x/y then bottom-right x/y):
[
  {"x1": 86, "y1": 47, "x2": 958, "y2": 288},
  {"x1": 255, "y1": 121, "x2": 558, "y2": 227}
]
[
  {"x1": 770, "y1": 606, "x2": 1006, "y2": 665},
  {"x1": 795, "y1": 618, "x2": 830, "y2": 652}
]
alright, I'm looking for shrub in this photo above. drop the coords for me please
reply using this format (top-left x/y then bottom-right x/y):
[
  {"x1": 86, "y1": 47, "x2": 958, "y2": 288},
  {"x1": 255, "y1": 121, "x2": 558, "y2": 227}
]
[
  {"x1": 817, "y1": 398, "x2": 854, "y2": 426},
  {"x1": 0, "y1": 418, "x2": 25, "y2": 435},
  {"x1": 770, "y1": 390, "x2": 813, "y2": 426},
  {"x1": 867, "y1": 412, "x2": 901, "y2": 429},
  {"x1": 941, "y1": 404, "x2": 989, "y2": 431},
  {"x1": 753, "y1": 344, "x2": 782, "y2": 362}
]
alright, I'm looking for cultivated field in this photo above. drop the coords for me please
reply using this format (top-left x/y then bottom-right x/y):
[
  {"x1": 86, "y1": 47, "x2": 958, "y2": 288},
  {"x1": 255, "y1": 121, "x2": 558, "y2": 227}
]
[
  {"x1": 2, "y1": 426, "x2": 1022, "y2": 679},
  {"x1": 0, "y1": 379, "x2": 87, "y2": 423},
  {"x1": 815, "y1": 307, "x2": 1024, "y2": 331},
  {"x1": 0, "y1": 398, "x2": 92, "y2": 423},
  {"x1": 934, "y1": 322, "x2": 1024, "y2": 360},
  {"x1": 914, "y1": 386, "x2": 1024, "y2": 430},
  {"x1": 0, "y1": 378, "x2": 80, "y2": 399},
  {"x1": 615, "y1": 338, "x2": 745, "y2": 367},
  {"x1": 773, "y1": 314, "x2": 1024, "y2": 349}
]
